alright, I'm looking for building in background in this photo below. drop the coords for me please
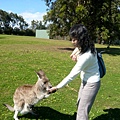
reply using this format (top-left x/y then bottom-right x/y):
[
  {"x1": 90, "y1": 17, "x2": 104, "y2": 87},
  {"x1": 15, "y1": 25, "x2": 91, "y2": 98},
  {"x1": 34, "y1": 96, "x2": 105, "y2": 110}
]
[{"x1": 36, "y1": 30, "x2": 49, "y2": 39}]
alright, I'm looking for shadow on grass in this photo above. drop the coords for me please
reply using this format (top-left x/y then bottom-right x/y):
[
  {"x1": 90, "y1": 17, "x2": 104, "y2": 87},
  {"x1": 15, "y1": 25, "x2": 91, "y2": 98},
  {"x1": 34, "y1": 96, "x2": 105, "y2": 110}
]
[
  {"x1": 18, "y1": 106, "x2": 76, "y2": 120},
  {"x1": 0, "y1": 36, "x2": 6, "y2": 39},
  {"x1": 58, "y1": 47, "x2": 74, "y2": 51},
  {"x1": 93, "y1": 108, "x2": 120, "y2": 120},
  {"x1": 96, "y1": 48, "x2": 120, "y2": 56},
  {"x1": 18, "y1": 107, "x2": 120, "y2": 120},
  {"x1": 58, "y1": 47, "x2": 120, "y2": 56}
]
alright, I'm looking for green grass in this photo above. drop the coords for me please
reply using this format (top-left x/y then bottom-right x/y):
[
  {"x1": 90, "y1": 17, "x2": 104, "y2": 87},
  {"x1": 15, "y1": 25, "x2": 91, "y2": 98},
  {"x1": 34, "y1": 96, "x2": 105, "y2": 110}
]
[{"x1": 0, "y1": 34, "x2": 120, "y2": 120}]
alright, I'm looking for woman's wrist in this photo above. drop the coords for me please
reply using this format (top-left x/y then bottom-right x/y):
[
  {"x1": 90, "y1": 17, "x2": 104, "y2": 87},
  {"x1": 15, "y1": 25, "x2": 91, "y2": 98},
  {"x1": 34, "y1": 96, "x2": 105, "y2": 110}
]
[{"x1": 55, "y1": 86, "x2": 58, "y2": 91}]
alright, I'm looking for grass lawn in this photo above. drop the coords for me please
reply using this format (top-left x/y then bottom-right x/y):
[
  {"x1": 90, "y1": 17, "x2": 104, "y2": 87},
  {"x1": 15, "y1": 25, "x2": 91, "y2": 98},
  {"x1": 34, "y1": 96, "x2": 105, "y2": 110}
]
[{"x1": 0, "y1": 34, "x2": 120, "y2": 120}]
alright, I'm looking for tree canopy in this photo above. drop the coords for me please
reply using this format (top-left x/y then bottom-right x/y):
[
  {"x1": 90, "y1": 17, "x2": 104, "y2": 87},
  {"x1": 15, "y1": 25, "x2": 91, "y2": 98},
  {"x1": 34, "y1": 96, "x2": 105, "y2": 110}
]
[
  {"x1": 44, "y1": 0, "x2": 120, "y2": 46},
  {"x1": 0, "y1": 10, "x2": 28, "y2": 34}
]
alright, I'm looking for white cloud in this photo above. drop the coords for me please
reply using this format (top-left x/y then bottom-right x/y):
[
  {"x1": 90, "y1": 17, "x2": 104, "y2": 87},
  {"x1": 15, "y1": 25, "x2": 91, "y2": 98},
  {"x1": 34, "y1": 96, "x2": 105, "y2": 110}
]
[{"x1": 19, "y1": 12, "x2": 46, "y2": 26}]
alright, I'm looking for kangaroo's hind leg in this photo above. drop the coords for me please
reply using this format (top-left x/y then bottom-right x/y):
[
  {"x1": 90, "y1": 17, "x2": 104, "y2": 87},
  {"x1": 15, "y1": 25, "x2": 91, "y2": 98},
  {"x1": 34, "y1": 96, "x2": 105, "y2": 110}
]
[
  {"x1": 20, "y1": 103, "x2": 30, "y2": 115},
  {"x1": 13, "y1": 110, "x2": 19, "y2": 120},
  {"x1": 13, "y1": 100, "x2": 24, "y2": 120}
]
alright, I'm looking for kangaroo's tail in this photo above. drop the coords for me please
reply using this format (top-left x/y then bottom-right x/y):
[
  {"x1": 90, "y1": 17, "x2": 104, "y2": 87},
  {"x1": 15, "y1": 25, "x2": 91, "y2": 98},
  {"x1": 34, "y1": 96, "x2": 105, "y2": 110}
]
[{"x1": 3, "y1": 103, "x2": 14, "y2": 112}]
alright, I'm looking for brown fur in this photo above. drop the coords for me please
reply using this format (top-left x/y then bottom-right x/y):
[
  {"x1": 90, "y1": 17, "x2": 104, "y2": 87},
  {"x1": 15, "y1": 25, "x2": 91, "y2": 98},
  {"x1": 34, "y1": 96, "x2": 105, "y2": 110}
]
[{"x1": 4, "y1": 70, "x2": 52, "y2": 120}]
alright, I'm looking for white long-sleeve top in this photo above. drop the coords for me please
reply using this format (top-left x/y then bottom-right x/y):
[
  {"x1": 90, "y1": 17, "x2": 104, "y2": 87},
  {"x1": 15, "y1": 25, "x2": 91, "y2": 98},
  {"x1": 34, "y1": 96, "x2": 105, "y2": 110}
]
[
  {"x1": 56, "y1": 50, "x2": 100, "y2": 89},
  {"x1": 70, "y1": 47, "x2": 80, "y2": 56}
]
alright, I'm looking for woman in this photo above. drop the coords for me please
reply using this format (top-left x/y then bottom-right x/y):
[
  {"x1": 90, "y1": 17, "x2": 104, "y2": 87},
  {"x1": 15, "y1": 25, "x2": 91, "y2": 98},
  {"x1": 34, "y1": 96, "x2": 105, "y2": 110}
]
[{"x1": 48, "y1": 24, "x2": 100, "y2": 120}]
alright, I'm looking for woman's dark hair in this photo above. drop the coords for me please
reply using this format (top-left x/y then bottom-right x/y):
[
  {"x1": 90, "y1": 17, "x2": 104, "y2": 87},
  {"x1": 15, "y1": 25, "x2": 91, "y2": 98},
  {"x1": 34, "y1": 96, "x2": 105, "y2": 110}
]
[{"x1": 69, "y1": 24, "x2": 96, "y2": 54}]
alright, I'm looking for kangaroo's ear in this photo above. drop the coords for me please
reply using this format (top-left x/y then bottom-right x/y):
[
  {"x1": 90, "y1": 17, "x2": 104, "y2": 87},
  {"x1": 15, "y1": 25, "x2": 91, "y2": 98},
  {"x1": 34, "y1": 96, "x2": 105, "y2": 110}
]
[
  {"x1": 36, "y1": 71, "x2": 41, "y2": 79},
  {"x1": 36, "y1": 69, "x2": 45, "y2": 79},
  {"x1": 36, "y1": 74, "x2": 41, "y2": 79}
]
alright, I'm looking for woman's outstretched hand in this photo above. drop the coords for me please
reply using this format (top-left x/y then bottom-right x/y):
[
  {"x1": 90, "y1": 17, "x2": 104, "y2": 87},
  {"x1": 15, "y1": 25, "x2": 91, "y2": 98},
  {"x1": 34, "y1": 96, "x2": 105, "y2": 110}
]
[{"x1": 48, "y1": 87, "x2": 58, "y2": 94}]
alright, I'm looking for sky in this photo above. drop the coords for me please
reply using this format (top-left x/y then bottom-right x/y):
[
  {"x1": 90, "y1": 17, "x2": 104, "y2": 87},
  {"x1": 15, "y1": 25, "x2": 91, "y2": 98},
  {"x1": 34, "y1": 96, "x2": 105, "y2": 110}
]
[{"x1": 0, "y1": 0, "x2": 48, "y2": 25}]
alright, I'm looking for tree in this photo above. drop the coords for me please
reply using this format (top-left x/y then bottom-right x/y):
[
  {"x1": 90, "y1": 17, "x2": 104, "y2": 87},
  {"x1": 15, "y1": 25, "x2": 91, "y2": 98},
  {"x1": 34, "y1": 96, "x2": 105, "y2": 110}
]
[
  {"x1": 43, "y1": 0, "x2": 120, "y2": 46},
  {"x1": 0, "y1": 9, "x2": 28, "y2": 35},
  {"x1": 18, "y1": 15, "x2": 28, "y2": 30},
  {"x1": 43, "y1": 0, "x2": 80, "y2": 38},
  {"x1": 30, "y1": 20, "x2": 47, "y2": 31},
  {"x1": 95, "y1": 0, "x2": 120, "y2": 47},
  {"x1": 0, "y1": 9, "x2": 13, "y2": 34}
]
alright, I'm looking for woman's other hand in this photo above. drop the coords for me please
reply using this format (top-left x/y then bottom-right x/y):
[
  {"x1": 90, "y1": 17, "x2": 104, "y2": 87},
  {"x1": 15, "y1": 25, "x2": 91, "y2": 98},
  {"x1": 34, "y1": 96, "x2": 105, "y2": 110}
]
[{"x1": 70, "y1": 54, "x2": 77, "y2": 62}]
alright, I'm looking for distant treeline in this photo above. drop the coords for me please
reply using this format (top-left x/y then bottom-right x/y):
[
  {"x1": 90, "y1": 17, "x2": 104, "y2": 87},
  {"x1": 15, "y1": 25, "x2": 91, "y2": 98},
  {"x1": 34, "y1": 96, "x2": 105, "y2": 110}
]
[{"x1": 0, "y1": 9, "x2": 47, "y2": 36}]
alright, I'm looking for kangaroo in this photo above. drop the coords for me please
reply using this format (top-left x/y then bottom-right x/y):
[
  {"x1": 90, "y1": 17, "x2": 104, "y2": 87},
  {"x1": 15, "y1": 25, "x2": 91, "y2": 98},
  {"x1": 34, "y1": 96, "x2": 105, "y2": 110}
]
[{"x1": 3, "y1": 70, "x2": 52, "y2": 120}]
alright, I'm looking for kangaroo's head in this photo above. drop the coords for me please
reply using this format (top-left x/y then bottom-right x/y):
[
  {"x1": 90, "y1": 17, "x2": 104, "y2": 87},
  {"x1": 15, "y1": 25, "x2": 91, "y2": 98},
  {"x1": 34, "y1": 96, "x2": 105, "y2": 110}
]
[{"x1": 36, "y1": 69, "x2": 52, "y2": 96}]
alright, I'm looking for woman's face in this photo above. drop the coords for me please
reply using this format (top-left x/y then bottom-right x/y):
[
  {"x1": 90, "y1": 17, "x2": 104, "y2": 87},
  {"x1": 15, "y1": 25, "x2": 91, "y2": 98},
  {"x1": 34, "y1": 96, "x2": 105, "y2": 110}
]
[{"x1": 71, "y1": 38, "x2": 78, "y2": 47}]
